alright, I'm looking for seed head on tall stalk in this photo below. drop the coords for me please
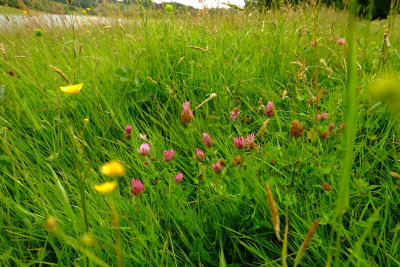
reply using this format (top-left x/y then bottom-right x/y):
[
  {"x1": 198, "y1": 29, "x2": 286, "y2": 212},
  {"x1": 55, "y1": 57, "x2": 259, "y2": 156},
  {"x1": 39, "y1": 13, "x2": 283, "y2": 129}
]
[{"x1": 312, "y1": 0, "x2": 320, "y2": 126}]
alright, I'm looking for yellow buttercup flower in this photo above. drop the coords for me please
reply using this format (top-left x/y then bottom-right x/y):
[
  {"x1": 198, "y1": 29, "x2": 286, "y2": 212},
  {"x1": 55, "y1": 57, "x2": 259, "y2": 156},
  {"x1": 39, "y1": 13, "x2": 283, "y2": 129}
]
[
  {"x1": 100, "y1": 160, "x2": 125, "y2": 177},
  {"x1": 370, "y1": 75, "x2": 400, "y2": 112},
  {"x1": 94, "y1": 181, "x2": 117, "y2": 194},
  {"x1": 60, "y1": 84, "x2": 83, "y2": 94},
  {"x1": 45, "y1": 216, "x2": 57, "y2": 231}
]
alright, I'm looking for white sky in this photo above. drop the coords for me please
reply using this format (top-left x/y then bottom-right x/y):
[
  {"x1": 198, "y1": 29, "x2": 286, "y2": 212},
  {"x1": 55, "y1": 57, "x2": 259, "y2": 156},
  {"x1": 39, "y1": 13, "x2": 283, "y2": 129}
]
[{"x1": 153, "y1": 0, "x2": 245, "y2": 9}]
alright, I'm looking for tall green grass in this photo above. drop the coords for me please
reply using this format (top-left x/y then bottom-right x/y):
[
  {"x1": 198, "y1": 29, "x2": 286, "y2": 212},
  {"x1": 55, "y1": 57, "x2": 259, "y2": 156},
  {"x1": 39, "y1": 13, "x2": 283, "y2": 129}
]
[
  {"x1": 0, "y1": 6, "x2": 399, "y2": 266},
  {"x1": 334, "y1": 0, "x2": 359, "y2": 264}
]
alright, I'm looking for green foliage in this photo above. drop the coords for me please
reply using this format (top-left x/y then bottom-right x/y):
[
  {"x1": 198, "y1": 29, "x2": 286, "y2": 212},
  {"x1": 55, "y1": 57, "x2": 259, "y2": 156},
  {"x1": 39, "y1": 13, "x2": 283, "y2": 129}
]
[
  {"x1": 0, "y1": 7, "x2": 399, "y2": 266},
  {"x1": 0, "y1": 0, "x2": 21, "y2": 8},
  {"x1": 34, "y1": 28, "x2": 44, "y2": 37},
  {"x1": 164, "y1": 3, "x2": 174, "y2": 13},
  {"x1": 245, "y1": 0, "x2": 393, "y2": 19}
]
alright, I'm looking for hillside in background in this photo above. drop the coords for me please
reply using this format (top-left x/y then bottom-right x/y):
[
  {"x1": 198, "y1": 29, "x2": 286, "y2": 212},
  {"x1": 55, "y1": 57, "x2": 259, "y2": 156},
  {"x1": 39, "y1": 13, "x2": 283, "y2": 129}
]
[{"x1": 0, "y1": 0, "x2": 196, "y2": 15}]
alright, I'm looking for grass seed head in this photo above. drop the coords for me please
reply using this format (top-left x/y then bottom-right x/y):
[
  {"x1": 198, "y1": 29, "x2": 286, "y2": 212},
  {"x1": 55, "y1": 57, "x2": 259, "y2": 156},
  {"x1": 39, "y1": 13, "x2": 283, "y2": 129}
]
[
  {"x1": 294, "y1": 218, "x2": 320, "y2": 267},
  {"x1": 50, "y1": 65, "x2": 71, "y2": 84},
  {"x1": 256, "y1": 119, "x2": 270, "y2": 139},
  {"x1": 266, "y1": 183, "x2": 281, "y2": 241}
]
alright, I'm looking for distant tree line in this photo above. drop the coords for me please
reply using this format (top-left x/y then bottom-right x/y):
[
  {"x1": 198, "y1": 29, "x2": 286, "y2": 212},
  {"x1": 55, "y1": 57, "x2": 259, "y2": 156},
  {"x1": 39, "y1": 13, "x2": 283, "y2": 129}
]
[{"x1": 244, "y1": 0, "x2": 395, "y2": 19}]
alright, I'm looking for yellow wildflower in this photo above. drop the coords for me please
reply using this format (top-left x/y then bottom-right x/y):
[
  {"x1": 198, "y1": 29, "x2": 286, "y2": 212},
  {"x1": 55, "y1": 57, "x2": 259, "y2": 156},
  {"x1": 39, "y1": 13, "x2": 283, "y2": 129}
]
[
  {"x1": 370, "y1": 75, "x2": 400, "y2": 112},
  {"x1": 100, "y1": 160, "x2": 125, "y2": 177},
  {"x1": 82, "y1": 10, "x2": 87, "y2": 14},
  {"x1": 81, "y1": 233, "x2": 98, "y2": 246},
  {"x1": 86, "y1": 7, "x2": 91, "y2": 11},
  {"x1": 45, "y1": 216, "x2": 57, "y2": 231},
  {"x1": 59, "y1": 84, "x2": 83, "y2": 94},
  {"x1": 94, "y1": 181, "x2": 117, "y2": 194}
]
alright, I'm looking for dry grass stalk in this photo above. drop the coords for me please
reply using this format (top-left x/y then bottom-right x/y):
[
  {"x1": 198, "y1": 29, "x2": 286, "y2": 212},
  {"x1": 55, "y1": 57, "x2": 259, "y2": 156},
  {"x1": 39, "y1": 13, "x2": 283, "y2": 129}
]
[
  {"x1": 195, "y1": 93, "x2": 217, "y2": 110},
  {"x1": 294, "y1": 218, "x2": 320, "y2": 267},
  {"x1": 281, "y1": 207, "x2": 289, "y2": 267},
  {"x1": 119, "y1": 24, "x2": 126, "y2": 34},
  {"x1": 266, "y1": 183, "x2": 281, "y2": 241},
  {"x1": 0, "y1": 43, "x2": 7, "y2": 60},
  {"x1": 186, "y1": 45, "x2": 210, "y2": 53},
  {"x1": 389, "y1": 225, "x2": 400, "y2": 232},
  {"x1": 256, "y1": 118, "x2": 270, "y2": 139},
  {"x1": 49, "y1": 65, "x2": 71, "y2": 84},
  {"x1": 221, "y1": 2, "x2": 244, "y2": 11},
  {"x1": 146, "y1": 76, "x2": 160, "y2": 86},
  {"x1": 390, "y1": 171, "x2": 400, "y2": 179},
  {"x1": 178, "y1": 56, "x2": 185, "y2": 64}
]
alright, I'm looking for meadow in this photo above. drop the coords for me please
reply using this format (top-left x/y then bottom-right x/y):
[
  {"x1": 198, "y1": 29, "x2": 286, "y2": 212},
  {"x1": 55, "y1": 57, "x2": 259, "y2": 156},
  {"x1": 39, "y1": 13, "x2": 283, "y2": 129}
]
[{"x1": 0, "y1": 4, "x2": 400, "y2": 266}]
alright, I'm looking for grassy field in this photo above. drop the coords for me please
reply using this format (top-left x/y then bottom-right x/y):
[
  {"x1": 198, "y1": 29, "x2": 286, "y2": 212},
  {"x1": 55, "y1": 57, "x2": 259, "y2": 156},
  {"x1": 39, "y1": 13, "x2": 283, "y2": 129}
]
[{"x1": 0, "y1": 5, "x2": 400, "y2": 266}]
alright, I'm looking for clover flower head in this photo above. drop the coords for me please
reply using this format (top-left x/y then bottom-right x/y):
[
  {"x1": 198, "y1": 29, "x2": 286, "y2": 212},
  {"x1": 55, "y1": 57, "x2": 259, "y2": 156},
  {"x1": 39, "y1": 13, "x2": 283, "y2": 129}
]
[
  {"x1": 202, "y1": 133, "x2": 213, "y2": 148},
  {"x1": 130, "y1": 179, "x2": 145, "y2": 196},
  {"x1": 194, "y1": 148, "x2": 206, "y2": 161},
  {"x1": 234, "y1": 137, "x2": 246, "y2": 149},
  {"x1": 181, "y1": 101, "x2": 194, "y2": 125},
  {"x1": 125, "y1": 125, "x2": 133, "y2": 134},
  {"x1": 138, "y1": 143, "x2": 150, "y2": 157},
  {"x1": 230, "y1": 107, "x2": 241, "y2": 120},
  {"x1": 175, "y1": 172, "x2": 184, "y2": 183},
  {"x1": 163, "y1": 149, "x2": 175, "y2": 161},
  {"x1": 212, "y1": 161, "x2": 223, "y2": 174},
  {"x1": 337, "y1": 38, "x2": 345, "y2": 45},
  {"x1": 264, "y1": 101, "x2": 275, "y2": 117},
  {"x1": 290, "y1": 120, "x2": 304, "y2": 138}
]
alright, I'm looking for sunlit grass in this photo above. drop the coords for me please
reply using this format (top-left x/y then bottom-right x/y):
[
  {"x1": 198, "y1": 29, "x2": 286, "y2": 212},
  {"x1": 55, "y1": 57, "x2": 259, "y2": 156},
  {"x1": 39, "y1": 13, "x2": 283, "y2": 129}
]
[{"x1": 0, "y1": 5, "x2": 399, "y2": 266}]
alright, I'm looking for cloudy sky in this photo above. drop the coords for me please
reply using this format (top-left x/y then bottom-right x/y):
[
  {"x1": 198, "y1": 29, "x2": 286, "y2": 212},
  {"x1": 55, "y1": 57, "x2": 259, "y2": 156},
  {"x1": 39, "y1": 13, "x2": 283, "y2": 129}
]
[{"x1": 153, "y1": 0, "x2": 246, "y2": 9}]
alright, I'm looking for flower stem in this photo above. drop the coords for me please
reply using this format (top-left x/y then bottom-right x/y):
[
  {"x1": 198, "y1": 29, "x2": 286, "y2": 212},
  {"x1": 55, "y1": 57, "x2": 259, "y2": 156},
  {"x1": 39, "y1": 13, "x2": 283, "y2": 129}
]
[
  {"x1": 110, "y1": 200, "x2": 123, "y2": 267},
  {"x1": 78, "y1": 174, "x2": 89, "y2": 233}
]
